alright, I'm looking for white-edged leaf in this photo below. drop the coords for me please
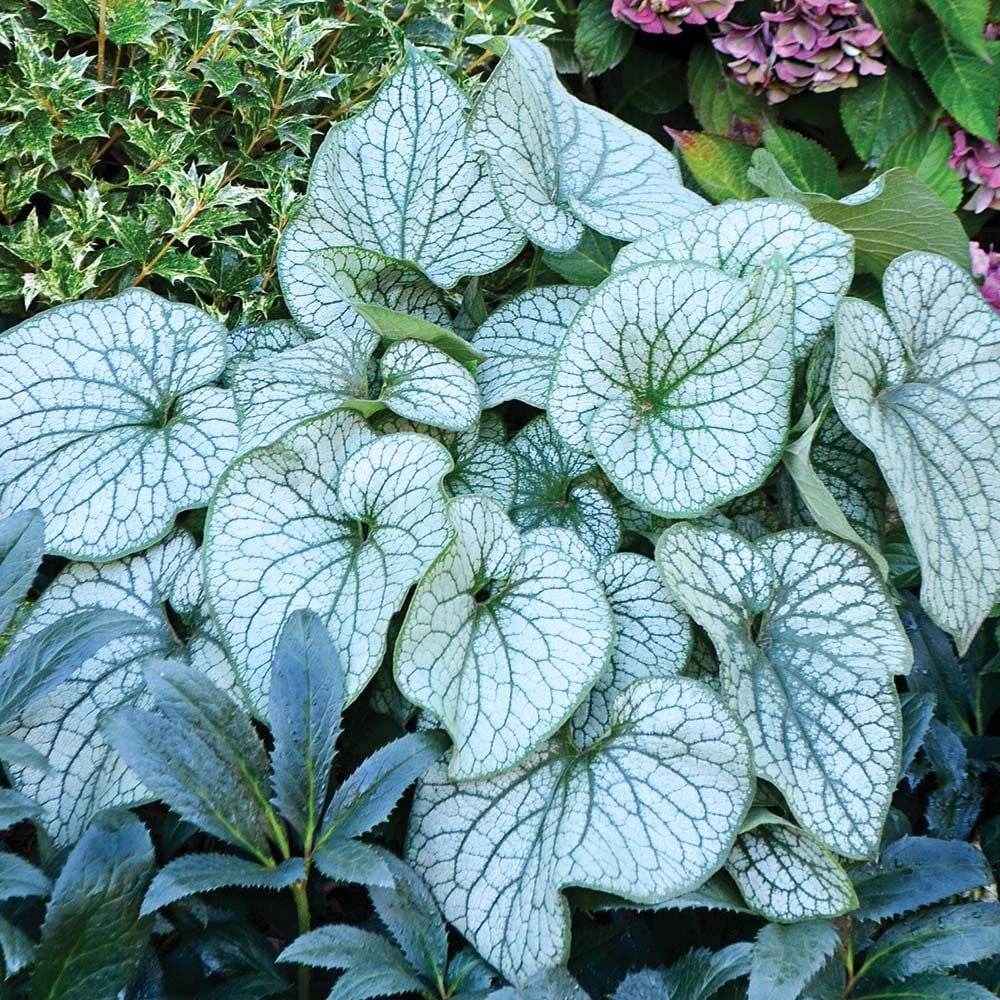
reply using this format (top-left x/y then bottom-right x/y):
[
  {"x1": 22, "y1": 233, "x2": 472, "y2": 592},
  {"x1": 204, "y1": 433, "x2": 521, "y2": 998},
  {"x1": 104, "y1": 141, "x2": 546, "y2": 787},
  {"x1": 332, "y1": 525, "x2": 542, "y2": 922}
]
[
  {"x1": 407, "y1": 676, "x2": 754, "y2": 984},
  {"x1": 395, "y1": 495, "x2": 612, "y2": 779},
  {"x1": 142, "y1": 855, "x2": 305, "y2": 915},
  {"x1": 268, "y1": 610, "x2": 343, "y2": 843},
  {"x1": 656, "y1": 524, "x2": 911, "y2": 858},
  {"x1": 748, "y1": 920, "x2": 839, "y2": 1000},
  {"x1": 572, "y1": 552, "x2": 691, "y2": 746},
  {"x1": 232, "y1": 333, "x2": 376, "y2": 453},
  {"x1": 510, "y1": 416, "x2": 620, "y2": 559},
  {"x1": 0, "y1": 509, "x2": 43, "y2": 633},
  {"x1": 379, "y1": 340, "x2": 480, "y2": 432},
  {"x1": 277, "y1": 45, "x2": 523, "y2": 336},
  {"x1": 468, "y1": 37, "x2": 706, "y2": 252},
  {"x1": 205, "y1": 412, "x2": 453, "y2": 713},
  {"x1": 0, "y1": 534, "x2": 224, "y2": 844},
  {"x1": 725, "y1": 820, "x2": 857, "y2": 922},
  {"x1": 549, "y1": 260, "x2": 795, "y2": 517},
  {"x1": 375, "y1": 415, "x2": 517, "y2": 511},
  {"x1": 0, "y1": 288, "x2": 237, "y2": 561},
  {"x1": 831, "y1": 252, "x2": 1000, "y2": 653},
  {"x1": 472, "y1": 285, "x2": 590, "y2": 409},
  {"x1": 615, "y1": 201, "x2": 853, "y2": 360}
]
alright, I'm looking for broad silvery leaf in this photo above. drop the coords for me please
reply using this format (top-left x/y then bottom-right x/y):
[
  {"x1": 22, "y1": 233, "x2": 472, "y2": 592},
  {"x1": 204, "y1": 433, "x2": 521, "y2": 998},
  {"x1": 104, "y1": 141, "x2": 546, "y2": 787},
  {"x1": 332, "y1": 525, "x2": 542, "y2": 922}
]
[
  {"x1": 232, "y1": 333, "x2": 478, "y2": 454},
  {"x1": 472, "y1": 285, "x2": 590, "y2": 409},
  {"x1": 725, "y1": 816, "x2": 857, "y2": 922},
  {"x1": 30, "y1": 811, "x2": 154, "y2": 1000},
  {"x1": 549, "y1": 260, "x2": 795, "y2": 517},
  {"x1": 831, "y1": 252, "x2": 1000, "y2": 652},
  {"x1": 376, "y1": 415, "x2": 517, "y2": 511},
  {"x1": 0, "y1": 289, "x2": 237, "y2": 561},
  {"x1": 0, "y1": 509, "x2": 42, "y2": 633},
  {"x1": 572, "y1": 551, "x2": 692, "y2": 746},
  {"x1": 467, "y1": 37, "x2": 706, "y2": 252},
  {"x1": 1, "y1": 533, "x2": 229, "y2": 844},
  {"x1": 395, "y1": 495, "x2": 613, "y2": 779},
  {"x1": 657, "y1": 524, "x2": 911, "y2": 858},
  {"x1": 227, "y1": 319, "x2": 310, "y2": 367},
  {"x1": 277, "y1": 45, "x2": 523, "y2": 336},
  {"x1": 205, "y1": 411, "x2": 453, "y2": 712},
  {"x1": 408, "y1": 676, "x2": 754, "y2": 983},
  {"x1": 510, "y1": 416, "x2": 620, "y2": 559},
  {"x1": 614, "y1": 201, "x2": 853, "y2": 360},
  {"x1": 269, "y1": 611, "x2": 343, "y2": 845}
]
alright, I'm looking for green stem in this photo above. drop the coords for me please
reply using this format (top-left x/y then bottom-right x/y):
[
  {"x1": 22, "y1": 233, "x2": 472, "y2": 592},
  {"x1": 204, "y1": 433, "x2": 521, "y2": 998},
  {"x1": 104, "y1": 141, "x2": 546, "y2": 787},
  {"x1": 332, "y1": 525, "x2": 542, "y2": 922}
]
[
  {"x1": 526, "y1": 245, "x2": 542, "y2": 289},
  {"x1": 292, "y1": 879, "x2": 311, "y2": 1000}
]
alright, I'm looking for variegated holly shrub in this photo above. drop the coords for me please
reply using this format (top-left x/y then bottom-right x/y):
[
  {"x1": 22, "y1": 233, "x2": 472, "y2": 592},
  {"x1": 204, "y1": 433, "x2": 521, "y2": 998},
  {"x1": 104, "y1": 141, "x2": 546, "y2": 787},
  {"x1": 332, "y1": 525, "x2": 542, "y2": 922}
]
[{"x1": 0, "y1": 33, "x2": 998, "y2": 1000}]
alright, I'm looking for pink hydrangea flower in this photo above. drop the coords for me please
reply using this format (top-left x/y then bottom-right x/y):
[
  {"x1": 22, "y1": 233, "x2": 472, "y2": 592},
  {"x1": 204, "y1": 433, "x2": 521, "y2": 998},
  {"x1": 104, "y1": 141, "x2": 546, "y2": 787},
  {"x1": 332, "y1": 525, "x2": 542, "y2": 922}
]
[
  {"x1": 971, "y1": 242, "x2": 1000, "y2": 312},
  {"x1": 713, "y1": 1, "x2": 886, "y2": 104},
  {"x1": 949, "y1": 122, "x2": 1000, "y2": 214},
  {"x1": 611, "y1": 0, "x2": 739, "y2": 35}
]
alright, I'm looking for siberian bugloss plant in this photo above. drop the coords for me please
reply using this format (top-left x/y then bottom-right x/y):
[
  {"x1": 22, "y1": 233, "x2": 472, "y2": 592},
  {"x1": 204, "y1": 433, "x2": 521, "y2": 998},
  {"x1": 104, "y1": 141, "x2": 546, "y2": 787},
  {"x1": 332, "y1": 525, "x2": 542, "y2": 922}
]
[{"x1": 0, "y1": 28, "x2": 998, "y2": 1000}]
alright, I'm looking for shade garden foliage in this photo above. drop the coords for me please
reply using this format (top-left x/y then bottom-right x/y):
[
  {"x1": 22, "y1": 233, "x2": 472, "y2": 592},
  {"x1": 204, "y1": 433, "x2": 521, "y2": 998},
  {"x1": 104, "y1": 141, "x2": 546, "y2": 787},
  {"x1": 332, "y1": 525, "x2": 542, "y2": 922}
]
[{"x1": 1, "y1": 3, "x2": 1000, "y2": 999}]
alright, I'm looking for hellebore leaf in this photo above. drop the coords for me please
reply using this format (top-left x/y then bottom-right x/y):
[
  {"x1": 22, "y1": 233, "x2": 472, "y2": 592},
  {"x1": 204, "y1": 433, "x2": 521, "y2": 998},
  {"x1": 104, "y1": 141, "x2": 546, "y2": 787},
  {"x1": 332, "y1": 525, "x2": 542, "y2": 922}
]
[
  {"x1": 615, "y1": 200, "x2": 853, "y2": 360},
  {"x1": 472, "y1": 285, "x2": 591, "y2": 410},
  {"x1": 277, "y1": 45, "x2": 523, "y2": 337},
  {"x1": 205, "y1": 411, "x2": 453, "y2": 713},
  {"x1": 656, "y1": 524, "x2": 911, "y2": 857},
  {"x1": 509, "y1": 416, "x2": 620, "y2": 559},
  {"x1": 0, "y1": 289, "x2": 237, "y2": 562},
  {"x1": 468, "y1": 36, "x2": 707, "y2": 252},
  {"x1": 0, "y1": 509, "x2": 43, "y2": 633},
  {"x1": 549, "y1": 260, "x2": 795, "y2": 518},
  {"x1": 395, "y1": 495, "x2": 613, "y2": 779},
  {"x1": 407, "y1": 676, "x2": 754, "y2": 984},
  {"x1": 832, "y1": 252, "x2": 1000, "y2": 653}
]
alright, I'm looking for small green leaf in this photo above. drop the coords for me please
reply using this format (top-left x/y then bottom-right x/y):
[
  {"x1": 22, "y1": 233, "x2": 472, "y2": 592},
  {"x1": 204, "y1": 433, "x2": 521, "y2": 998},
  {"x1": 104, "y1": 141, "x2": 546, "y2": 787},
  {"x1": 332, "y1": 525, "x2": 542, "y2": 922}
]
[
  {"x1": 840, "y1": 67, "x2": 928, "y2": 162},
  {"x1": 670, "y1": 130, "x2": 759, "y2": 203},
  {"x1": 30, "y1": 812, "x2": 154, "y2": 1000},
  {"x1": 575, "y1": 0, "x2": 633, "y2": 78},
  {"x1": 142, "y1": 855, "x2": 305, "y2": 915},
  {"x1": 687, "y1": 44, "x2": 763, "y2": 137},
  {"x1": 542, "y1": 230, "x2": 624, "y2": 287},
  {"x1": 762, "y1": 124, "x2": 841, "y2": 198},
  {"x1": 912, "y1": 23, "x2": 1000, "y2": 141}
]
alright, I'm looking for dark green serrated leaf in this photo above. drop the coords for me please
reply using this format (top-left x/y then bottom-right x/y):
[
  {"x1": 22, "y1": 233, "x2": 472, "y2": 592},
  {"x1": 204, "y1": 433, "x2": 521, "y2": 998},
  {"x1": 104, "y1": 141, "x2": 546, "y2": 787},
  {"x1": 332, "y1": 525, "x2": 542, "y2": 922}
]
[
  {"x1": 749, "y1": 921, "x2": 839, "y2": 1000},
  {"x1": 0, "y1": 509, "x2": 42, "y2": 633},
  {"x1": 268, "y1": 610, "x2": 343, "y2": 844},
  {"x1": 142, "y1": 854, "x2": 305, "y2": 915},
  {"x1": 575, "y1": 0, "x2": 633, "y2": 78},
  {"x1": 912, "y1": 24, "x2": 1000, "y2": 140},
  {"x1": 0, "y1": 788, "x2": 43, "y2": 830},
  {"x1": 687, "y1": 44, "x2": 763, "y2": 136},
  {"x1": 865, "y1": 0, "x2": 922, "y2": 65},
  {"x1": 31, "y1": 811, "x2": 154, "y2": 1000},
  {"x1": 0, "y1": 852, "x2": 50, "y2": 902},
  {"x1": 899, "y1": 692, "x2": 936, "y2": 779},
  {"x1": 840, "y1": 67, "x2": 928, "y2": 162},
  {"x1": 762, "y1": 124, "x2": 841, "y2": 198},
  {"x1": 313, "y1": 838, "x2": 397, "y2": 888},
  {"x1": 854, "y1": 974, "x2": 997, "y2": 999},
  {"x1": 922, "y1": 0, "x2": 991, "y2": 60},
  {"x1": 851, "y1": 837, "x2": 993, "y2": 921},
  {"x1": 881, "y1": 129, "x2": 963, "y2": 209},
  {"x1": 671, "y1": 130, "x2": 759, "y2": 202}
]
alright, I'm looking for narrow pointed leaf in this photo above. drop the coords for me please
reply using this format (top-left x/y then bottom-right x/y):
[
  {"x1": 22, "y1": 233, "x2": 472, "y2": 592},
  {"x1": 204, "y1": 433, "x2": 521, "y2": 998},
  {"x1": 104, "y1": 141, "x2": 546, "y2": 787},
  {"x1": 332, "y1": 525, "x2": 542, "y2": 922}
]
[
  {"x1": 395, "y1": 496, "x2": 613, "y2": 779},
  {"x1": 408, "y1": 676, "x2": 754, "y2": 983},
  {"x1": 726, "y1": 822, "x2": 857, "y2": 922},
  {"x1": 0, "y1": 509, "x2": 43, "y2": 633},
  {"x1": 268, "y1": 610, "x2": 343, "y2": 841},
  {"x1": 657, "y1": 524, "x2": 910, "y2": 857},
  {"x1": 205, "y1": 412, "x2": 454, "y2": 711},
  {"x1": 30, "y1": 812, "x2": 154, "y2": 1000},
  {"x1": 313, "y1": 838, "x2": 396, "y2": 888},
  {"x1": 142, "y1": 855, "x2": 305, "y2": 915},
  {"x1": 832, "y1": 253, "x2": 1000, "y2": 652},
  {"x1": 277, "y1": 45, "x2": 523, "y2": 336},
  {"x1": 0, "y1": 289, "x2": 237, "y2": 561},
  {"x1": 472, "y1": 286, "x2": 590, "y2": 409},
  {"x1": 468, "y1": 37, "x2": 706, "y2": 251},
  {"x1": 573, "y1": 551, "x2": 691, "y2": 746},
  {"x1": 615, "y1": 200, "x2": 853, "y2": 360},
  {"x1": 321, "y1": 731, "x2": 446, "y2": 843},
  {"x1": 550, "y1": 260, "x2": 795, "y2": 517}
]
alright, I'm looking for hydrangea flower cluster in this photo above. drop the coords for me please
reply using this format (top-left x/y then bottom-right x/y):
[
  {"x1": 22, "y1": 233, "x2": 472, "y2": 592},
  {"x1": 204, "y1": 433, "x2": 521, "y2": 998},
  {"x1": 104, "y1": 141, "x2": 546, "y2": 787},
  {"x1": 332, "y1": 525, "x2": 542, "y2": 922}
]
[
  {"x1": 971, "y1": 242, "x2": 1000, "y2": 311},
  {"x1": 949, "y1": 123, "x2": 1000, "y2": 214},
  {"x1": 713, "y1": 1, "x2": 886, "y2": 104},
  {"x1": 611, "y1": 0, "x2": 738, "y2": 35}
]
